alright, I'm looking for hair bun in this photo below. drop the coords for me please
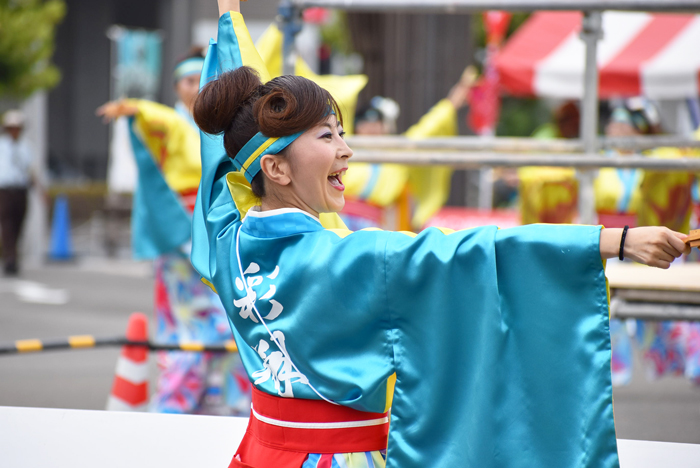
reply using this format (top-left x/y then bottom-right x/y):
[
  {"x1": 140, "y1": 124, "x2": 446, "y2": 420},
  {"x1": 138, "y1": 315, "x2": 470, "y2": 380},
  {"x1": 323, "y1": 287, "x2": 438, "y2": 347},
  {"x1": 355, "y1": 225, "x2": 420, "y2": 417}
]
[
  {"x1": 193, "y1": 66, "x2": 262, "y2": 135},
  {"x1": 255, "y1": 75, "x2": 335, "y2": 137}
]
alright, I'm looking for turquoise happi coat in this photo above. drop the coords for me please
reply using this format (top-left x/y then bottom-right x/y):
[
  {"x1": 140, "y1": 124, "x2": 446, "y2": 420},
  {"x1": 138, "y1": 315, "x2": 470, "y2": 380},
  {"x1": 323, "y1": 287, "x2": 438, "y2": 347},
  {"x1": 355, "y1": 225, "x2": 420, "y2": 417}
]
[{"x1": 191, "y1": 11, "x2": 619, "y2": 468}]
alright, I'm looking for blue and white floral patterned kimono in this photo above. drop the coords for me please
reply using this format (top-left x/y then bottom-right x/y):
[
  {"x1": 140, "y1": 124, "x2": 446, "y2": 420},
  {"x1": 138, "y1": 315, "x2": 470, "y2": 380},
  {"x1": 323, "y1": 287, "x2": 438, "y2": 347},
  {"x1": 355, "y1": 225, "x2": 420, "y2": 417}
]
[{"x1": 191, "y1": 11, "x2": 619, "y2": 468}]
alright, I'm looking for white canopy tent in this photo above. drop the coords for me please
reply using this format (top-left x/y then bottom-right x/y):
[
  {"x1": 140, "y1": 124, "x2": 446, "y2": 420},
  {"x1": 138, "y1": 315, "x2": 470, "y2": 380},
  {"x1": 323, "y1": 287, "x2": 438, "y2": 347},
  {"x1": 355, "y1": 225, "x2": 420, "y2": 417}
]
[{"x1": 496, "y1": 11, "x2": 700, "y2": 99}]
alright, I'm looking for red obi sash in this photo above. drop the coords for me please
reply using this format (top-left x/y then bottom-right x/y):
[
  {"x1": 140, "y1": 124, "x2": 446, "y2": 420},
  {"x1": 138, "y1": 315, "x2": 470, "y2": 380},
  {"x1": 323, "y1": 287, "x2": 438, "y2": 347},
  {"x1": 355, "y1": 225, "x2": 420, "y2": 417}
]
[{"x1": 230, "y1": 388, "x2": 390, "y2": 468}]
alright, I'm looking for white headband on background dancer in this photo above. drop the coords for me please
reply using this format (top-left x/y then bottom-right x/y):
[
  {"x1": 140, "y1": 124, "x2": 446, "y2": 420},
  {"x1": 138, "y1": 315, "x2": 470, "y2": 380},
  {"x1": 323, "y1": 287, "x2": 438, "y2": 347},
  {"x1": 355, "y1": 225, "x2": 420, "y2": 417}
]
[{"x1": 174, "y1": 57, "x2": 205, "y2": 83}]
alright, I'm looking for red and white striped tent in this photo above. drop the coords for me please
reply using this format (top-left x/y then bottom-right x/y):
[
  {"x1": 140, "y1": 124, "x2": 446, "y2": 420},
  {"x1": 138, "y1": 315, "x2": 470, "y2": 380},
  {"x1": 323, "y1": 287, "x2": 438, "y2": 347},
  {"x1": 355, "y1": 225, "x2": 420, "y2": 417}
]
[{"x1": 496, "y1": 12, "x2": 700, "y2": 99}]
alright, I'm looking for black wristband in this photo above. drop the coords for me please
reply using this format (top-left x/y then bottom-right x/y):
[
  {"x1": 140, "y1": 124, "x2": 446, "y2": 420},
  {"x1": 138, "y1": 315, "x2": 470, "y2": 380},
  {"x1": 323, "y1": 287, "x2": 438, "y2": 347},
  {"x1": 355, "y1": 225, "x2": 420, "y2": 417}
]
[{"x1": 619, "y1": 225, "x2": 629, "y2": 261}]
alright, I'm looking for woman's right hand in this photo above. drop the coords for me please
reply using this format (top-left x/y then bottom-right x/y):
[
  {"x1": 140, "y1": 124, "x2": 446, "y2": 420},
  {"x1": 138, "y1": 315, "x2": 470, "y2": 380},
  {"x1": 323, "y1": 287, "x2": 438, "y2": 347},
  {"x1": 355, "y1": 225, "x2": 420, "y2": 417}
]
[{"x1": 619, "y1": 226, "x2": 690, "y2": 269}]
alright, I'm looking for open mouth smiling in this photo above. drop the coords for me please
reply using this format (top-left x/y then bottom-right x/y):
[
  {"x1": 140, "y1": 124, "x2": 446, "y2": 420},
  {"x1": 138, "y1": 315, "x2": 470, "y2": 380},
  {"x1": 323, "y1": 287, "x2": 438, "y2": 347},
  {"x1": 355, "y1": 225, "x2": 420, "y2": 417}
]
[{"x1": 328, "y1": 169, "x2": 346, "y2": 191}]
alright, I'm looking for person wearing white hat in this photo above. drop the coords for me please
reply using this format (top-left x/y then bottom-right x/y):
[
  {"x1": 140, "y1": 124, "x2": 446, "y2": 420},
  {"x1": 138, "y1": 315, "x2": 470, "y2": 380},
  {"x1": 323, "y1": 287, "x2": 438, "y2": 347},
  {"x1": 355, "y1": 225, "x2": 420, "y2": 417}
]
[{"x1": 0, "y1": 110, "x2": 35, "y2": 276}]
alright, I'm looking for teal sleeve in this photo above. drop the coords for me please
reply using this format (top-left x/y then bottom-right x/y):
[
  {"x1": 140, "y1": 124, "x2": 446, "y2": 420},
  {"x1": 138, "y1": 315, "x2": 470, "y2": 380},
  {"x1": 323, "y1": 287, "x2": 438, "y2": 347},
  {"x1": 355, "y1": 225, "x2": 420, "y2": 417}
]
[
  {"x1": 191, "y1": 12, "x2": 271, "y2": 284},
  {"x1": 190, "y1": 15, "x2": 246, "y2": 284},
  {"x1": 383, "y1": 224, "x2": 617, "y2": 468},
  {"x1": 128, "y1": 117, "x2": 191, "y2": 259}
]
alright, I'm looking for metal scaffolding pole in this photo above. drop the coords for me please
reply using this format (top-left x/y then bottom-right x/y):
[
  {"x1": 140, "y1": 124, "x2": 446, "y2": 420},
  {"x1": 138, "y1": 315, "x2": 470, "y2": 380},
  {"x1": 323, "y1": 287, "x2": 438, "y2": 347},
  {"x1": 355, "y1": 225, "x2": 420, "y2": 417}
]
[
  {"x1": 278, "y1": 0, "x2": 303, "y2": 75},
  {"x1": 611, "y1": 299, "x2": 700, "y2": 322},
  {"x1": 347, "y1": 150, "x2": 700, "y2": 170},
  {"x1": 290, "y1": 0, "x2": 700, "y2": 12},
  {"x1": 345, "y1": 135, "x2": 700, "y2": 152},
  {"x1": 578, "y1": 11, "x2": 603, "y2": 225}
]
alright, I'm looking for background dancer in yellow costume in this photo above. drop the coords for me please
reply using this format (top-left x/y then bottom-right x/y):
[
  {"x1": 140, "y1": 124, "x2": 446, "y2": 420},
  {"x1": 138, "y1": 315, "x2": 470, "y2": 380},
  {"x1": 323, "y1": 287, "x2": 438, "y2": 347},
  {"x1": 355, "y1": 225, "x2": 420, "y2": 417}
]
[
  {"x1": 519, "y1": 101, "x2": 580, "y2": 225},
  {"x1": 595, "y1": 101, "x2": 651, "y2": 387},
  {"x1": 97, "y1": 50, "x2": 251, "y2": 416},
  {"x1": 341, "y1": 71, "x2": 475, "y2": 232},
  {"x1": 594, "y1": 98, "x2": 664, "y2": 230}
]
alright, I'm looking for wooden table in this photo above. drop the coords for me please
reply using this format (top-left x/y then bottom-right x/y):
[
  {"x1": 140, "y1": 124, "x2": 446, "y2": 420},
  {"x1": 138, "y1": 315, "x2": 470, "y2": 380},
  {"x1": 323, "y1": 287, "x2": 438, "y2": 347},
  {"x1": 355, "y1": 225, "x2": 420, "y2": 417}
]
[{"x1": 606, "y1": 262, "x2": 700, "y2": 321}]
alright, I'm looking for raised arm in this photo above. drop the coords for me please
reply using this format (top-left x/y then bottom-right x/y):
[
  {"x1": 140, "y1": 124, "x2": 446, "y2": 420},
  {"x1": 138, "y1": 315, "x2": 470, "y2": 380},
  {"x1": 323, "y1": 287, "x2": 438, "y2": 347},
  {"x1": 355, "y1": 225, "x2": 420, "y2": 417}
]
[
  {"x1": 218, "y1": 0, "x2": 240, "y2": 16},
  {"x1": 446, "y1": 65, "x2": 478, "y2": 110},
  {"x1": 600, "y1": 226, "x2": 691, "y2": 269}
]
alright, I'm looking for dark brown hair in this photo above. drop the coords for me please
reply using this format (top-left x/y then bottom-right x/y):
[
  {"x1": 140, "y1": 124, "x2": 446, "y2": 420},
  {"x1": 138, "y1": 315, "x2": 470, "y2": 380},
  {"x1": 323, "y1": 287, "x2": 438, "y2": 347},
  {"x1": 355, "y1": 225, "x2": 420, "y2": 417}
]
[
  {"x1": 193, "y1": 66, "x2": 343, "y2": 197},
  {"x1": 175, "y1": 46, "x2": 205, "y2": 66}
]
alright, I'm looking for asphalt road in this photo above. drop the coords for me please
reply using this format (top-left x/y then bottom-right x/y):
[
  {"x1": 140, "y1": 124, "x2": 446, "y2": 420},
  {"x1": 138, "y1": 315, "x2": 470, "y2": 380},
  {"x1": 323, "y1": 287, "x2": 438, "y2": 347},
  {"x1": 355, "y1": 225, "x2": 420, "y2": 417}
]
[{"x1": 0, "y1": 258, "x2": 698, "y2": 444}]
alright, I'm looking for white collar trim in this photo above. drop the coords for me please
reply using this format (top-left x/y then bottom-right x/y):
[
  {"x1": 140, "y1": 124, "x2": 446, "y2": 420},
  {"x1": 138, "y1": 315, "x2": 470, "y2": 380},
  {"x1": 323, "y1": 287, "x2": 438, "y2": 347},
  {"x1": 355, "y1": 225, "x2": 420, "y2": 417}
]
[{"x1": 245, "y1": 206, "x2": 321, "y2": 223}]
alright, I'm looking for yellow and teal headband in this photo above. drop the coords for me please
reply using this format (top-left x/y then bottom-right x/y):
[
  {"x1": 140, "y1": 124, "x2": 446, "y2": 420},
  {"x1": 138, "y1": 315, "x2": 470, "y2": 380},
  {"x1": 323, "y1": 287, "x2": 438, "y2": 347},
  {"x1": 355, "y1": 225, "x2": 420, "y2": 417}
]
[
  {"x1": 174, "y1": 57, "x2": 204, "y2": 82},
  {"x1": 233, "y1": 131, "x2": 303, "y2": 183}
]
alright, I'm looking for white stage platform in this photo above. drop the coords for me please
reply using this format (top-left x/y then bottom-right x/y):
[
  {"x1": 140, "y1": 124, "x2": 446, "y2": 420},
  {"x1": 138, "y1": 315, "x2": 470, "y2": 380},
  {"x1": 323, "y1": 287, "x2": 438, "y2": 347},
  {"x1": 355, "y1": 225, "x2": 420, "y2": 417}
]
[{"x1": 1, "y1": 406, "x2": 699, "y2": 467}]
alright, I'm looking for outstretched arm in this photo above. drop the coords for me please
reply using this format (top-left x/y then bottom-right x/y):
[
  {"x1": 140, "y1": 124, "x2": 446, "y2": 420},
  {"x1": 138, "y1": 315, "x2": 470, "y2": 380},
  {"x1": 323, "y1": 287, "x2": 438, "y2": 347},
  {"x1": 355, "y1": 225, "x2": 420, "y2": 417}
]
[
  {"x1": 446, "y1": 65, "x2": 478, "y2": 110},
  {"x1": 600, "y1": 226, "x2": 691, "y2": 269},
  {"x1": 96, "y1": 100, "x2": 138, "y2": 122},
  {"x1": 218, "y1": 0, "x2": 240, "y2": 16}
]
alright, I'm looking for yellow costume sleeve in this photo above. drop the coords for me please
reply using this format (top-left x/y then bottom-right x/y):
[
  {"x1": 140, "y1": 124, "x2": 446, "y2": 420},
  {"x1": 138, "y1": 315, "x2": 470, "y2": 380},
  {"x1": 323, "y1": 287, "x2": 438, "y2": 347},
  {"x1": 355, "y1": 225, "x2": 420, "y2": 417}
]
[
  {"x1": 518, "y1": 125, "x2": 578, "y2": 225},
  {"x1": 255, "y1": 23, "x2": 293, "y2": 79},
  {"x1": 228, "y1": 11, "x2": 271, "y2": 83},
  {"x1": 343, "y1": 163, "x2": 410, "y2": 208},
  {"x1": 344, "y1": 99, "x2": 458, "y2": 226},
  {"x1": 594, "y1": 169, "x2": 621, "y2": 214},
  {"x1": 593, "y1": 168, "x2": 641, "y2": 215},
  {"x1": 637, "y1": 147, "x2": 696, "y2": 232},
  {"x1": 127, "y1": 99, "x2": 201, "y2": 194},
  {"x1": 404, "y1": 99, "x2": 458, "y2": 139},
  {"x1": 255, "y1": 22, "x2": 366, "y2": 135},
  {"x1": 404, "y1": 99, "x2": 457, "y2": 228},
  {"x1": 519, "y1": 167, "x2": 578, "y2": 225}
]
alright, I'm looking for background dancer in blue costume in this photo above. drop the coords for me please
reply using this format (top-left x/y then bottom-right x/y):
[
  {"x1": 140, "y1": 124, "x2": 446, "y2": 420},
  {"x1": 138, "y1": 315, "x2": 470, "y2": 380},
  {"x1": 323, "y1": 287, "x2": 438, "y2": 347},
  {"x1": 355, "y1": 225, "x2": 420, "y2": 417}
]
[
  {"x1": 191, "y1": 1, "x2": 692, "y2": 466},
  {"x1": 97, "y1": 50, "x2": 251, "y2": 416}
]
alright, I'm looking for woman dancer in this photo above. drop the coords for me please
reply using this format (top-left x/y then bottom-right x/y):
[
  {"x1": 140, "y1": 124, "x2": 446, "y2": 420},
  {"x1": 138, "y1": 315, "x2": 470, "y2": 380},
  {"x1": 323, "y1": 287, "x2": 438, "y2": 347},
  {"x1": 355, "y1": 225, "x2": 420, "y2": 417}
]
[{"x1": 192, "y1": 1, "x2": 691, "y2": 466}]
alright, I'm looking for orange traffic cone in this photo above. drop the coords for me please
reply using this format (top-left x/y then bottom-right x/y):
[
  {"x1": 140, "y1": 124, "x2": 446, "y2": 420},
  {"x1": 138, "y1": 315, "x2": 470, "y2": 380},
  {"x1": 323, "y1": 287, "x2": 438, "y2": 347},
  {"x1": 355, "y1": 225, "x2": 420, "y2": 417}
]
[{"x1": 106, "y1": 312, "x2": 150, "y2": 411}]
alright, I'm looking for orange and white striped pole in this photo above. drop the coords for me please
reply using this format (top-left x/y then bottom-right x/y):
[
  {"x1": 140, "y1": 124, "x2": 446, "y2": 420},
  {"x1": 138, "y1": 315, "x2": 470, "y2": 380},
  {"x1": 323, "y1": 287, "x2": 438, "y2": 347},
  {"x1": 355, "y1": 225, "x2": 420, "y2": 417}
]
[{"x1": 106, "y1": 313, "x2": 149, "y2": 411}]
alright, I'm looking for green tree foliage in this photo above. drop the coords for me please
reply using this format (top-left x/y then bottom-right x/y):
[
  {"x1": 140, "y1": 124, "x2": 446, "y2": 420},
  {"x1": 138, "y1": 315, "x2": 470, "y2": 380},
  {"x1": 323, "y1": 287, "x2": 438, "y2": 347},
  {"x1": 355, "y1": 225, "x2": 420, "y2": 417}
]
[
  {"x1": 0, "y1": 0, "x2": 66, "y2": 99},
  {"x1": 496, "y1": 96, "x2": 552, "y2": 137},
  {"x1": 320, "y1": 11, "x2": 354, "y2": 56}
]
